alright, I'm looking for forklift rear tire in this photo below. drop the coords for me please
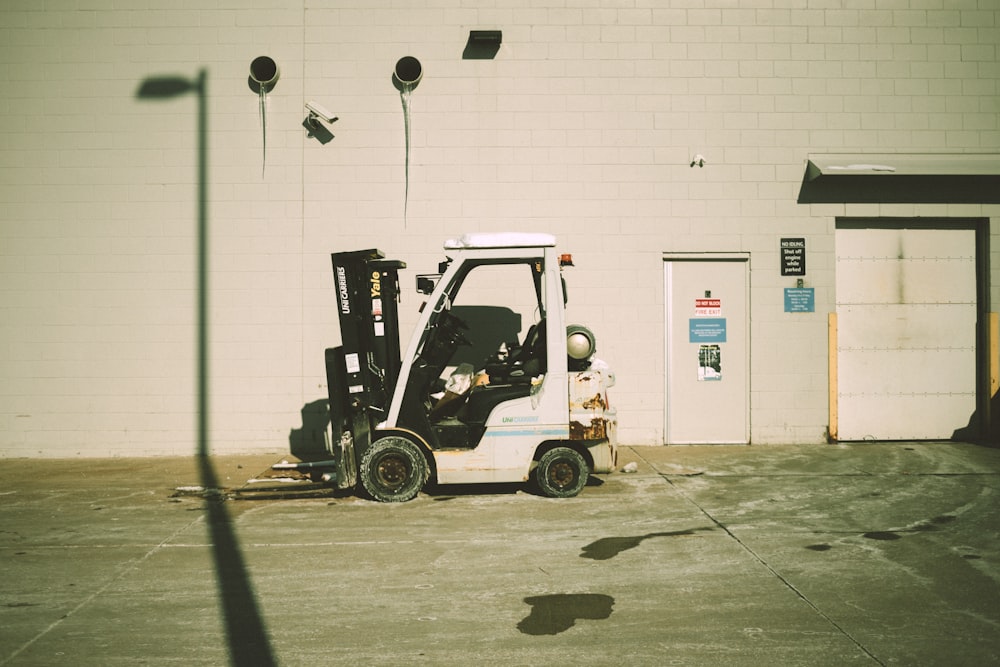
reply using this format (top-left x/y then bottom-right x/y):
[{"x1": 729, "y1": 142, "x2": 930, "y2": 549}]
[
  {"x1": 533, "y1": 447, "x2": 588, "y2": 498},
  {"x1": 359, "y1": 436, "x2": 428, "y2": 503}
]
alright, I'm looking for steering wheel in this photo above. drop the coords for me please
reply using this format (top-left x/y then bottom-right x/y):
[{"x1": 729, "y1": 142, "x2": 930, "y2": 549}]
[{"x1": 438, "y1": 310, "x2": 472, "y2": 347}]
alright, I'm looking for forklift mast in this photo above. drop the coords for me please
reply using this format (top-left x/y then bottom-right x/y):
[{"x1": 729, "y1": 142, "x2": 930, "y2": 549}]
[{"x1": 326, "y1": 249, "x2": 405, "y2": 450}]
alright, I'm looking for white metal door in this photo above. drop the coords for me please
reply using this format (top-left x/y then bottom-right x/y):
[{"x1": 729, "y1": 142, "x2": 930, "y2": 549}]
[
  {"x1": 664, "y1": 258, "x2": 749, "y2": 444},
  {"x1": 836, "y1": 225, "x2": 977, "y2": 440}
]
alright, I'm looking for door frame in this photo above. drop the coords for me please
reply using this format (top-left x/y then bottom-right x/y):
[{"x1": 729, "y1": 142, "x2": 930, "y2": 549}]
[{"x1": 663, "y1": 253, "x2": 751, "y2": 444}]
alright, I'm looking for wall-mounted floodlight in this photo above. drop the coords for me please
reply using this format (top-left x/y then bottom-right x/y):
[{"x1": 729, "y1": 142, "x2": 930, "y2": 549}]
[{"x1": 464, "y1": 30, "x2": 502, "y2": 59}]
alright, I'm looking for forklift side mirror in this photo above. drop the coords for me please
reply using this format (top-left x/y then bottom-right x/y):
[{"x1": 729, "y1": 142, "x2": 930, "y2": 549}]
[{"x1": 416, "y1": 274, "x2": 440, "y2": 295}]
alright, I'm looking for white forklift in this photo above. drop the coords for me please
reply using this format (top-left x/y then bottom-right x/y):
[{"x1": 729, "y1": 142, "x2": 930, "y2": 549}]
[{"x1": 275, "y1": 233, "x2": 617, "y2": 501}]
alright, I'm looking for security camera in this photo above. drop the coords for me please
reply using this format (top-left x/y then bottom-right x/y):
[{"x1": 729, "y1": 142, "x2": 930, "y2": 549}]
[{"x1": 305, "y1": 100, "x2": 337, "y2": 124}]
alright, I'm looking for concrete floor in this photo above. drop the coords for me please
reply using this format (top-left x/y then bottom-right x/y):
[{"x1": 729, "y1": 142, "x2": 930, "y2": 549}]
[{"x1": 1, "y1": 442, "x2": 998, "y2": 666}]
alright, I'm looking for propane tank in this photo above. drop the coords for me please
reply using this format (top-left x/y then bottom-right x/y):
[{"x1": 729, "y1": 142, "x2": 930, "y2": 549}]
[{"x1": 566, "y1": 324, "x2": 596, "y2": 371}]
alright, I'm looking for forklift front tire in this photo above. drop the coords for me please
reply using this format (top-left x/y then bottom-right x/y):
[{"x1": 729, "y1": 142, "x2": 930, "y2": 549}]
[
  {"x1": 533, "y1": 447, "x2": 589, "y2": 498},
  {"x1": 359, "y1": 436, "x2": 429, "y2": 503}
]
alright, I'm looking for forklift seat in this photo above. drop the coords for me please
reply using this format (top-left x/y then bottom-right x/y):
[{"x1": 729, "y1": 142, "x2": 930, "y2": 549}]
[{"x1": 487, "y1": 319, "x2": 546, "y2": 384}]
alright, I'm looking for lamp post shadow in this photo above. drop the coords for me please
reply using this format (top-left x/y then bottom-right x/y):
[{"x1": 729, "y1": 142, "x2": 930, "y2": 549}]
[{"x1": 137, "y1": 69, "x2": 276, "y2": 667}]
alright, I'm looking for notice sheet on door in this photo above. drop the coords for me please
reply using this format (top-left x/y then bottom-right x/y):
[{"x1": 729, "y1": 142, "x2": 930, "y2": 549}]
[{"x1": 698, "y1": 344, "x2": 721, "y2": 381}]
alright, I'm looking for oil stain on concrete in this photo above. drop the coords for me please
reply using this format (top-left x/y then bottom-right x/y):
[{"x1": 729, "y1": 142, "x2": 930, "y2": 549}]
[{"x1": 517, "y1": 594, "x2": 615, "y2": 635}]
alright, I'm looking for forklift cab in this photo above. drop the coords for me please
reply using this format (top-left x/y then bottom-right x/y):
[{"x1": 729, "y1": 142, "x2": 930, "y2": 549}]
[{"x1": 388, "y1": 234, "x2": 568, "y2": 452}]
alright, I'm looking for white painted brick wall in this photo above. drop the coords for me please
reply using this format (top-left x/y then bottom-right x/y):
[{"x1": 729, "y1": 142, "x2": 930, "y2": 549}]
[{"x1": 1, "y1": 0, "x2": 998, "y2": 457}]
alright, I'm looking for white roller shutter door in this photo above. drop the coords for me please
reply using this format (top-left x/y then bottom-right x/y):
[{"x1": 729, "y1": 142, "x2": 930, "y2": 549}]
[{"x1": 836, "y1": 226, "x2": 977, "y2": 440}]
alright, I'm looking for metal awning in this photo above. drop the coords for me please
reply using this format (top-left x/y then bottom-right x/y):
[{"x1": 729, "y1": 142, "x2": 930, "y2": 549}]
[
  {"x1": 799, "y1": 153, "x2": 1000, "y2": 204},
  {"x1": 806, "y1": 153, "x2": 1000, "y2": 179}
]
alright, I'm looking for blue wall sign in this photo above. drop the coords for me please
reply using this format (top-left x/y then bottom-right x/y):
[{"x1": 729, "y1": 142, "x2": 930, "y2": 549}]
[
  {"x1": 784, "y1": 287, "x2": 815, "y2": 312},
  {"x1": 689, "y1": 318, "x2": 727, "y2": 343}
]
